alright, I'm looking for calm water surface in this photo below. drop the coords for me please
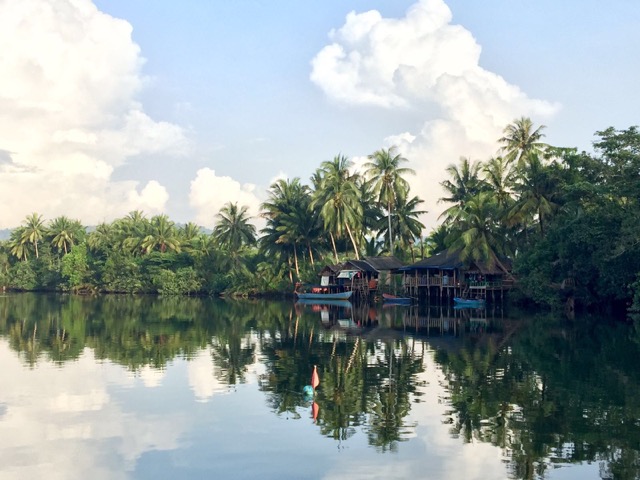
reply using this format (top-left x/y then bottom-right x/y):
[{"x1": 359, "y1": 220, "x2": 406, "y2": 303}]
[{"x1": 1, "y1": 293, "x2": 639, "y2": 480}]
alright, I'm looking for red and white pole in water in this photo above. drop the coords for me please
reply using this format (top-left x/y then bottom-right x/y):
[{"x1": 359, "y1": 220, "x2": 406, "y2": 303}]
[{"x1": 311, "y1": 365, "x2": 320, "y2": 391}]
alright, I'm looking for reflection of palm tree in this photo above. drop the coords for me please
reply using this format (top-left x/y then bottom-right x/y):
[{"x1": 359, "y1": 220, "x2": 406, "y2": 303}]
[
  {"x1": 317, "y1": 339, "x2": 367, "y2": 442},
  {"x1": 210, "y1": 310, "x2": 256, "y2": 385},
  {"x1": 365, "y1": 340, "x2": 421, "y2": 452}
]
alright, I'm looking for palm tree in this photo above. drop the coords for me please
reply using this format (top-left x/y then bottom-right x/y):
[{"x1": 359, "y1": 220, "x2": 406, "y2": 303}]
[
  {"x1": 365, "y1": 147, "x2": 415, "y2": 254},
  {"x1": 439, "y1": 157, "x2": 484, "y2": 225},
  {"x1": 8, "y1": 227, "x2": 29, "y2": 261},
  {"x1": 261, "y1": 178, "x2": 312, "y2": 280},
  {"x1": 381, "y1": 193, "x2": 426, "y2": 263},
  {"x1": 48, "y1": 216, "x2": 85, "y2": 255},
  {"x1": 20, "y1": 213, "x2": 45, "y2": 259},
  {"x1": 178, "y1": 222, "x2": 204, "y2": 254},
  {"x1": 508, "y1": 154, "x2": 560, "y2": 238},
  {"x1": 141, "y1": 214, "x2": 181, "y2": 253},
  {"x1": 311, "y1": 155, "x2": 362, "y2": 262},
  {"x1": 446, "y1": 192, "x2": 508, "y2": 271},
  {"x1": 87, "y1": 222, "x2": 115, "y2": 254},
  {"x1": 482, "y1": 156, "x2": 515, "y2": 213},
  {"x1": 355, "y1": 175, "x2": 384, "y2": 251},
  {"x1": 499, "y1": 117, "x2": 547, "y2": 167},
  {"x1": 213, "y1": 202, "x2": 257, "y2": 251},
  {"x1": 113, "y1": 211, "x2": 149, "y2": 255},
  {"x1": 277, "y1": 198, "x2": 323, "y2": 267}
]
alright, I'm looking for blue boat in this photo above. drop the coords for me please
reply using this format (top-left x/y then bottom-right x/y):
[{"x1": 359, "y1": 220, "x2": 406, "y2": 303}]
[
  {"x1": 453, "y1": 297, "x2": 485, "y2": 307},
  {"x1": 295, "y1": 290, "x2": 353, "y2": 301}
]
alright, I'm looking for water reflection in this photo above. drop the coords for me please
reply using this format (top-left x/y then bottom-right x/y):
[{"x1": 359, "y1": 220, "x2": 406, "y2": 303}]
[{"x1": 0, "y1": 293, "x2": 639, "y2": 479}]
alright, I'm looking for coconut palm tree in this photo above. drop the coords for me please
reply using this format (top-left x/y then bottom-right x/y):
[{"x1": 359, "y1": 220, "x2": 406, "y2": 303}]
[
  {"x1": 177, "y1": 222, "x2": 204, "y2": 254},
  {"x1": 482, "y1": 156, "x2": 515, "y2": 213},
  {"x1": 365, "y1": 147, "x2": 415, "y2": 254},
  {"x1": 439, "y1": 157, "x2": 485, "y2": 225},
  {"x1": 508, "y1": 153, "x2": 560, "y2": 238},
  {"x1": 277, "y1": 198, "x2": 323, "y2": 267},
  {"x1": 20, "y1": 213, "x2": 45, "y2": 259},
  {"x1": 261, "y1": 178, "x2": 312, "y2": 280},
  {"x1": 446, "y1": 192, "x2": 508, "y2": 270},
  {"x1": 113, "y1": 211, "x2": 149, "y2": 255},
  {"x1": 380, "y1": 193, "x2": 426, "y2": 263},
  {"x1": 355, "y1": 175, "x2": 384, "y2": 250},
  {"x1": 8, "y1": 227, "x2": 29, "y2": 261},
  {"x1": 48, "y1": 216, "x2": 85, "y2": 255},
  {"x1": 87, "y1": 222, "x2": 115, "y2": 254},
  {"x1": 499, "y1": 117, "x2": 547, "y2": 167},
  {"x1": 141, "y1": 214, "x2": 181, "y2": 253},
  {"x1": 311, "y1": 155, "x2": 362, "y2": 262},
  {"x1": 213, "y1": 202, "x2": 257, "y2": 251}
]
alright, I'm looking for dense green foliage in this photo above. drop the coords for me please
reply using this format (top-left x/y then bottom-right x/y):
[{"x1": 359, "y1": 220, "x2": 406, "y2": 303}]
[{"x1": 1, "y1": 121, "x2": 639, "y2": 313}]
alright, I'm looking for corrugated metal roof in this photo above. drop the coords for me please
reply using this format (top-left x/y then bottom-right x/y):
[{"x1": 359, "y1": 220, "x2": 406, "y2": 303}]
[
  {"x1": 402, "y1": 249, "x2": 465, "y2": 270},
  {"x1": 344, "y1": 259, "x2": 378, "y2": 273},
  {"x1": 402, "y1": 249, "x2": 511, "y2": 274},
  {"x1": 363, "y1": 256, "x2": 405, "y2": 271}
]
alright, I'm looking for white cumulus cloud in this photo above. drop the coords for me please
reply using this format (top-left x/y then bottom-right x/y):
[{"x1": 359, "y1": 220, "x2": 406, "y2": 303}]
[
  {"x1": 0, "y1": 0, "x2": 188, "y2": 228},
  {"x1": 189, "y1": 168, "x2": 262, "y2": 229},
  {"x1": 311, "y1": 0, "x2": 560, "y2": 230}
]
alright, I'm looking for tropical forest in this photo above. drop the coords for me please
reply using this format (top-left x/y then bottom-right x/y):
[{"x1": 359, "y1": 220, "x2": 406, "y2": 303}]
[{"x1": 1, "y1": 118, "x2": 639, "y2": 318}]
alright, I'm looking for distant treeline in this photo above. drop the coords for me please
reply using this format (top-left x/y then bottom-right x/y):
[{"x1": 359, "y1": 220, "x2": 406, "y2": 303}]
[{"x1": 1, "y1": 118, "x2": 640, "y2": 316}]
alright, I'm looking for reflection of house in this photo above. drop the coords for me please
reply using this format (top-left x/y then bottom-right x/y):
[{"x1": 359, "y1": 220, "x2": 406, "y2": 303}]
[{"x1": 401, "y1": 249, "x2": 513, "y2": 302}]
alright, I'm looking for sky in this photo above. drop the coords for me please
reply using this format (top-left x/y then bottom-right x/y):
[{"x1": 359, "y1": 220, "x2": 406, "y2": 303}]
[{"x1": 0, "y1": 0, "x2": 638, "y2": 231}]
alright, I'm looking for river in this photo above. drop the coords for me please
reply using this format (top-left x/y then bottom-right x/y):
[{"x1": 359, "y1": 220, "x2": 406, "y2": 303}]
[{"x1": 0, "y1": 293, "x2": 638, "y2": 479}]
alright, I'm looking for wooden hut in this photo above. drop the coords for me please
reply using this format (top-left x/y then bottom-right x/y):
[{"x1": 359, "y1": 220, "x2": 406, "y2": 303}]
[
  {"x1": 336, "y1": 256, "x2": 405, "y2": 298},
  {"x1": 401, "y1": 249, "x2": 513, "y2": 302}
]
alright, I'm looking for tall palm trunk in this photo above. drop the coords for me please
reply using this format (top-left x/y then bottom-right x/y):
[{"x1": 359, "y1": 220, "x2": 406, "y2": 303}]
[
  {"x1": 345, "y1": 223, "x2": 359, "y2": 260},
  {"x1": 387, "y1": 199, "x2": 394, "y2": 254},
  {"x1": 330, "y1": 232, "x2": 339, "y2": 264},
  {"x1": 293, "y1": 246, "x2": 300, "y2": 277},
  {"x1": 307, "y1": 242, "x2": 315, "y2": 266}
]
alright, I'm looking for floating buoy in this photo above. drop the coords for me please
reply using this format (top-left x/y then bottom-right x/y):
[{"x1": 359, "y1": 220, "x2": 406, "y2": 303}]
[{"x1": 302, "y1": 385, "x2": 314, "y2": 397}]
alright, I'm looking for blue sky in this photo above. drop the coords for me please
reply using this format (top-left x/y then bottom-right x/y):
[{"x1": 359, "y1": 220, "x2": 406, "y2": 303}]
[{"x1": 0, "y1": 0, "x2": 638, "y2": 230}]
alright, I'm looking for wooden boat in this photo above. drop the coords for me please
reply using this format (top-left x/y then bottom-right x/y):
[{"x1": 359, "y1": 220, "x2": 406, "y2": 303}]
[
  {"x1": 295, "y1": 290, "x2": 353, "y2": 301},
  {"x1": 453, "y1": 297, "x2": 486, "y2": 307},
  {"x1": 382, "y1": 293, "x2": 413, "y2": 305}
]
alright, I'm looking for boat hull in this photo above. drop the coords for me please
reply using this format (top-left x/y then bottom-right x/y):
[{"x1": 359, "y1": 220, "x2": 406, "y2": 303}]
[{"x1": 295, "y1": 291, "x2": 353, "y2": 301}]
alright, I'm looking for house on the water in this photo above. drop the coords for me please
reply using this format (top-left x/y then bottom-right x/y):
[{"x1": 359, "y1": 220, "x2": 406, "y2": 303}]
[
  {"x1": 401, "y1": 249, "x2": 514, "y2": 301},
  {"x1": 317, "y1": 256, "x2": 405, "y2": 299}
]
